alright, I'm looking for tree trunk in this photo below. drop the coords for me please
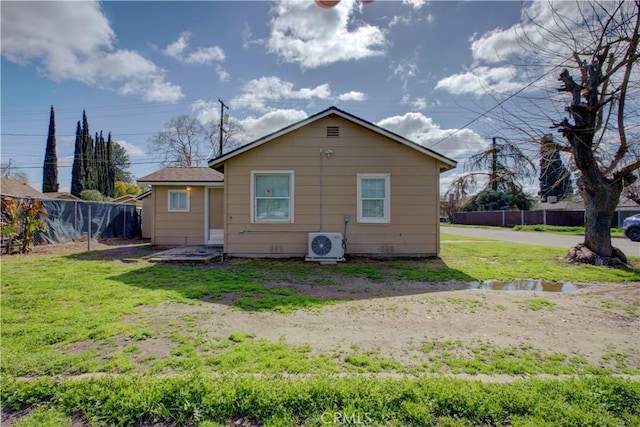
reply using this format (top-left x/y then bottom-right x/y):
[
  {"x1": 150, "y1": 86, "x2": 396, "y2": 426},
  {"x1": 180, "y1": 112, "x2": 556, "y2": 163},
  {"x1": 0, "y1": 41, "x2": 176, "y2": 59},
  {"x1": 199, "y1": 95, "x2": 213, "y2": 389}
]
[{"x1": 581, "y1": 183, "x2": 621, "y2": 259}]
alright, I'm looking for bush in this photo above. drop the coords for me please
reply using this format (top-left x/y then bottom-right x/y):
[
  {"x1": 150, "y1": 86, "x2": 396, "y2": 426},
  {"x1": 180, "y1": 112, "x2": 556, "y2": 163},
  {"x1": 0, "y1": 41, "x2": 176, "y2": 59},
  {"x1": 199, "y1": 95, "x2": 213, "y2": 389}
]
[
  {"x1": 79, "y1": 190, "x2": 104, "y2": 201},
  {"x1": 3, "y1": 376, "x2": 639, "y2": 426}
]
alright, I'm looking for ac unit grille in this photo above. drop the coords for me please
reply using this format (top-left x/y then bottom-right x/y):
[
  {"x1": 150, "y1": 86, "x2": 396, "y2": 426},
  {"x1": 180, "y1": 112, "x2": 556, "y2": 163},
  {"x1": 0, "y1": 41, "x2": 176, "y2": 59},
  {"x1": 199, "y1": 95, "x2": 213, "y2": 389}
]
[{"x1": 306, "y1": 232, "x2": 345, "y2": 262}]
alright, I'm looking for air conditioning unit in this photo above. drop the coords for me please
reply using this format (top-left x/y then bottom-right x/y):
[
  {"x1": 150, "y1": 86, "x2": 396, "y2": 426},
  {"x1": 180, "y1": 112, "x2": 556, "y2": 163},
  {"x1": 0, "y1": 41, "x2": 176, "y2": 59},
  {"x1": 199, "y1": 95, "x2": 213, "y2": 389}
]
[{"x1": 306, "y1": 232, "x2": 345, "y2": 263}]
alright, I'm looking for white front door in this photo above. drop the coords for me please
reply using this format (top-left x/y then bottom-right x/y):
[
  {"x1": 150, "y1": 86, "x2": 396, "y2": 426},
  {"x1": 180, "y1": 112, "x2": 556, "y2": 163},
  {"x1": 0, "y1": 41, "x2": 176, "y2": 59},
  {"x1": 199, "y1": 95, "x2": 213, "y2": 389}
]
[{"x1": 205, "y1": 187, "x2": 224, "y2": 246}]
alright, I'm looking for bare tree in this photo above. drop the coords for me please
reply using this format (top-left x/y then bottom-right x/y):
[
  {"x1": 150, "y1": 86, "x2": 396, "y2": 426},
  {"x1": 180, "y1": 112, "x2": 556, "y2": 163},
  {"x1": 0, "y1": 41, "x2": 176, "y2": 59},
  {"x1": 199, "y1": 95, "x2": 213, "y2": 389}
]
[
  {"x1": 150, "y1": 115, "x2": 207, "y2": 167},
  {"x1": 484, "y1": 1, "x2": 639, "y2": 265},
  {"x1": 204, "y1": 118, "x2": 246, "y2": 159}
]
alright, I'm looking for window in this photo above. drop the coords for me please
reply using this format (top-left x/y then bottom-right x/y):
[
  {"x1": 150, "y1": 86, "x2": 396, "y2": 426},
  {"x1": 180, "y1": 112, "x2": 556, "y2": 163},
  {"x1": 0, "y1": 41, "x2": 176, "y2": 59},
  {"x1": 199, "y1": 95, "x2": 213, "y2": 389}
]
[
  {"x1": 168, "y1": 189, "x2": 189, "y2": 212},
  {"x1": 251, "y1": 171, "x2": 294, "y2": 223},
  {"x1": 357, "y1": 173, "x2": 390, "y2": 223}
]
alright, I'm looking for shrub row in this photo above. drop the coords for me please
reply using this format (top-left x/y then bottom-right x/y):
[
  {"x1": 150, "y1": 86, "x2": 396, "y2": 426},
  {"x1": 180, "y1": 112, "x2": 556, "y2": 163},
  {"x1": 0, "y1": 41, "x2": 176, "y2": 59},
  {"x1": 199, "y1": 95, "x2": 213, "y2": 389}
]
[{"x1": 3, "y1": 375, "x2": 639, "y2": 426}]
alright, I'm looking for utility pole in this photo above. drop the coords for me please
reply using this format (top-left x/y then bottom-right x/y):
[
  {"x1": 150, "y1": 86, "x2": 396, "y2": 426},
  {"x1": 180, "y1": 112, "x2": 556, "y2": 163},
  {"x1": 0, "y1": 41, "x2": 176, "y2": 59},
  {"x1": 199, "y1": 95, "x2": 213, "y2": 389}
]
[
  {"x1": 491, "y1": 137, "x2": 497, "y2": 191},
  {"x1": 218, "y1": 99, "x2": 228, "y2": 158}
]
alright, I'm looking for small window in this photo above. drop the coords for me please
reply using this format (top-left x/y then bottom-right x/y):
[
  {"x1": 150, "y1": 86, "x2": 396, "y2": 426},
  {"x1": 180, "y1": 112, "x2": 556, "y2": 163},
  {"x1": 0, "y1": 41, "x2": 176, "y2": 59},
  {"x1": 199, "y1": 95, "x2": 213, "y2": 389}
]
[
  {"x1": 168, "y1": 189, "x2": 189, "y2": 212},
  {"x1": 357, "y1": 173, "x2": 390, "y2": 223},
  {"x1": 251, "y1": 171, "x2": 294, "y2": 223}
]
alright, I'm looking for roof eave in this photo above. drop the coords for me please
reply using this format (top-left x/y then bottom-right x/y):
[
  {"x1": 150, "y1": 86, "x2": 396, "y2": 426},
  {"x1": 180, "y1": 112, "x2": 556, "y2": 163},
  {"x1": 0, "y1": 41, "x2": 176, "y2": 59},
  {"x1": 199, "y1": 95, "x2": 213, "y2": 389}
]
[{"x1": 136, "y1": 181, "x2": 224, "y2": 187}]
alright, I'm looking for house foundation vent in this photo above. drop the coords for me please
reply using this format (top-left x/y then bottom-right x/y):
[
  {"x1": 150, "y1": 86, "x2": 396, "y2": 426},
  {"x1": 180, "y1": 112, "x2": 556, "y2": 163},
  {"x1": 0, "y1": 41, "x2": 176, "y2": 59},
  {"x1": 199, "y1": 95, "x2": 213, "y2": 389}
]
[{"x1": 326, "y1": 126, "x2": 339, "y2": 138}]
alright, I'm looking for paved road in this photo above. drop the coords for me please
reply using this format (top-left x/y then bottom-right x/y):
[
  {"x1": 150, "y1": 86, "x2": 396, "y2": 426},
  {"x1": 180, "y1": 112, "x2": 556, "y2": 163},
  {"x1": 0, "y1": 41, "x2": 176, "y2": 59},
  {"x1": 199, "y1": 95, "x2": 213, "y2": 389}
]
[{"x1": 442, "y1": 225, "x2": 640, "y2": 256}]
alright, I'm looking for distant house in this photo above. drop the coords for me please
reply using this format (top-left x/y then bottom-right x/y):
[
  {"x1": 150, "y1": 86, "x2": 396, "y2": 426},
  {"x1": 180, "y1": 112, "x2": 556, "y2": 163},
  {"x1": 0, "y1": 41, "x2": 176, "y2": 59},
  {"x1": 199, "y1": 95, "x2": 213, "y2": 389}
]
[
  {"x1": 137, "y1": 167, "x2": 224, "y2": 246},
  {"x1": 0, "y1": 177, "x2": 44, "y2": 198},
  {"x1": 139, "y1": 107, "x2": 457, "y2": 257},
  {"x1": 42, "y1": 192, "x2": 82, "y2": 201}
]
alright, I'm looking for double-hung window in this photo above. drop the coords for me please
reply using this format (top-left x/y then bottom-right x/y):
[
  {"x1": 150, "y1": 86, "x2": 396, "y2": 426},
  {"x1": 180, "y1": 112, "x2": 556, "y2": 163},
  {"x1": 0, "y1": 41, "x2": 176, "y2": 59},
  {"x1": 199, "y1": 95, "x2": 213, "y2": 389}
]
[
  {"x1": 357, "y1": 173, "x2": 390, "y2": 223},
  {"x1": 251, "y1": 171, "x2": 294, "y2": 223},
  {"x1": 168, "y1": 189, "x2": 189, "y2": 212}
]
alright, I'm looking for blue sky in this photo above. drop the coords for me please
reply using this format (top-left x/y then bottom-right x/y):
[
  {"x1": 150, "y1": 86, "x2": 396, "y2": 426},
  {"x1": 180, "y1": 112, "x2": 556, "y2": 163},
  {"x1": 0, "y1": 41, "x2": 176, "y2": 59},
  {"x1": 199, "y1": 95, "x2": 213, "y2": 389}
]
[{"x1": 2, "y1": 1, "x2": 575, "y2": 193}]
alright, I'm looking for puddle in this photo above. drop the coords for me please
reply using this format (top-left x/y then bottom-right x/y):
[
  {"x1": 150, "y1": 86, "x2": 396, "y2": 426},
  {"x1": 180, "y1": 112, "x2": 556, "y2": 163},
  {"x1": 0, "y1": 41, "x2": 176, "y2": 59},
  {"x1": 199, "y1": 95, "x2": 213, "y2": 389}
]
[{"x1": 467, "y1": 279, "x2": 582, "y2": 293}]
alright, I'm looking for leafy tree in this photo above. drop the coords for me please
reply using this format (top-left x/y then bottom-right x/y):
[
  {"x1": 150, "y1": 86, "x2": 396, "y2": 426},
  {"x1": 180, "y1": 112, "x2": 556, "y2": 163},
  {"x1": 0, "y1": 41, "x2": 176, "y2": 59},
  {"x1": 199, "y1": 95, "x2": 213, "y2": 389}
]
[
  {"x1": 113, "y1": 143, "x2": 134, "y2": 183},
  {"x1": 42, "y1": 105, "x2": 59, "y2": 193},
  {"x1": 538, "y1": 135, "x2": 573, "y2": 202},
  {"x1": 114, "y1": 181, "x2": 142, "y2": 198},
  {"x1": 79, "y1": 190, "x2": 104, "y2": 201}
]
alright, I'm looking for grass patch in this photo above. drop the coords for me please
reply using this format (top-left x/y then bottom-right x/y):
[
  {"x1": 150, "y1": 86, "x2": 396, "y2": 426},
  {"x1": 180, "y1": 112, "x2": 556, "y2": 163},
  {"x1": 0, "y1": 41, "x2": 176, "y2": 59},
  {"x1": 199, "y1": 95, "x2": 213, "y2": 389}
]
[
  {"x1": 513, "y1": 224, "x2": 624, "y2": 237},
  {"x1": 3, "y1": 375, "x2": 639, "y2": 426},
  {"x1": 416, "y1": 340, "x2": 601, "y2": 375},
  {"x1": 524, "y1": 297, "x2": 557, "y2": 311},
  {"x1": 439, "y1": 235, "x2": 640, "y2": 282},
  {"x1": 601, "y1": 299, "x2": 640, "y2": 317}
]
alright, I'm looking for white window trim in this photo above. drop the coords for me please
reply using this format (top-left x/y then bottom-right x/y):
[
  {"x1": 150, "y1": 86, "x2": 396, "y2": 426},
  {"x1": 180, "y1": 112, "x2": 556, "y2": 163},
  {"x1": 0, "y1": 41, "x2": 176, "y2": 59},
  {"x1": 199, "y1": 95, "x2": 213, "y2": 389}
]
[
  {"x1": 168, "y1": 189, "x2": 190, "y2": 212},
  {"x1": 250, "y1": 170, "x2": 295, "y2": 223},
  {"x1": 357, "y1": 173, "x2": 390, "y2": 224}
]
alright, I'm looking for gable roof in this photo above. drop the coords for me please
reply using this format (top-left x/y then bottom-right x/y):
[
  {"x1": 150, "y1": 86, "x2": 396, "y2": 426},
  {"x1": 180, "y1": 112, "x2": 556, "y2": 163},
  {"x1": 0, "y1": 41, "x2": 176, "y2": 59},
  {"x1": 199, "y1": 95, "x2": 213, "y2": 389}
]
[
  {"x1": 137, "y1": 167, "x2": 224, "y2": 186},
  {"x1": 0, "y1": 177, "x2": 44, "y2": 198},
  {"x1": 209, "y1": 106, "x2": 457, "y2": 172},
  {"x1": 42, "y1": 192, "x2": 82, "y2": 201}
]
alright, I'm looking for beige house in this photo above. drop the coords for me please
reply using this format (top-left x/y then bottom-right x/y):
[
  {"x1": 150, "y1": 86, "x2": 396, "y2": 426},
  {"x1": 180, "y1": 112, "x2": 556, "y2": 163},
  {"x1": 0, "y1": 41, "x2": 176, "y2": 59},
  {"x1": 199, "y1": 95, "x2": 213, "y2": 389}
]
[
  {"x1": 139, "y1": 107, "x2": 456, "y2": 257},
  {"x1": 217, "y1": 106, "x2": 456, "y2": 258},
  {"x1": 137, "y1": 167, "x2": 224, "y2": 246}
]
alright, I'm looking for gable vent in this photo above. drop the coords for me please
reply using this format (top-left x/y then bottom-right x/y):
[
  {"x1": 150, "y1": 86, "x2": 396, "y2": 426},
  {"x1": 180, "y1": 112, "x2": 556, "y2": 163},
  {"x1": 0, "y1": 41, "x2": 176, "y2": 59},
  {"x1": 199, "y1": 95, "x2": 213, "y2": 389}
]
[{"x1": 326, "y1": 126, "x2": 339, "y2": 138}]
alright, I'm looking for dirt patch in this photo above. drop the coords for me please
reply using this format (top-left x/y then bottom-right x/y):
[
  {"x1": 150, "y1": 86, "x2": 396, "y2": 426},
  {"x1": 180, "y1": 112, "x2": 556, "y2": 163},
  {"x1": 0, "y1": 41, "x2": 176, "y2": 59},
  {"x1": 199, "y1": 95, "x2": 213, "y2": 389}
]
[
  {"x1": 11, "y1": 241, "x2": 640, "y2": 373},
  {"x1": 118, "y1": 281, "x2": 639, "y2": 370},
  {"x1": 25, "y1": 238, "x2": 156, "y2": 260}
]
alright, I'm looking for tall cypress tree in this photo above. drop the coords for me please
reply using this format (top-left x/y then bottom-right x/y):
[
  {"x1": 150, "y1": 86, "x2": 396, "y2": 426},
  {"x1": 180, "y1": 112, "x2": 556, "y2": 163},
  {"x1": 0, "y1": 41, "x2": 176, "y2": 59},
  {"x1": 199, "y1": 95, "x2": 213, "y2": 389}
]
[
  {"x1": 70, "y1": 110, "x2": 116, "y2": 198},
  {"x1": 70, "y1": 121, "x2": 84, "y2": 197},
  {"x1": 106, "y1": 132, "x2": 115, "y2": 197},
  {"x1": 539, "y1": 135, "x2": 573, "y2": 202},
  {"x1": 42, "y1": 105, "x2": 59, "y2": 193},
  {"x1": 81, "y1": 111, "x2": 95, "y2": 191}
]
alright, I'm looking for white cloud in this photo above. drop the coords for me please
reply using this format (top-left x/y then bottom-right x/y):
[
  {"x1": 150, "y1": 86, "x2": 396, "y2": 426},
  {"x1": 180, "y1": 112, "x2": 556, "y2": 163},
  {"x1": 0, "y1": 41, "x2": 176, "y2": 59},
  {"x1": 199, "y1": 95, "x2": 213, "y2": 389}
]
[
  {"x1": 1, "y1": 1, "x2": 183, "y2": 103},
  {"x1": 401, "y1": 95, "x2": 427, "y2": 110},
  {"x1": 216, "y1": 65, "x2": 230, "y2": 82},
  {"x1": 162, "y1": 32, "x2": 190, "y2": 60},
  {"x1": 185, "y1": 46, "x2": 225, "y2": 64},
  {"x1": 162, "y1": 31, "x2": 225, "y2": 65},
  {"x1": 114, "y1": 140, "x2": 145, "y2": 157},
  {"x1": 435, "y1": 1, "x2": 618, "y2": 97},
  {"x1": 402, "y1": 0, "x2": 427, "y2": 9},
  {"x1": 231, "y1": 76, "x2": 333, "y2": 112},
  {"x1": 338, "y1": 91, "x2": 367, "y2": 101},
  {"x1": 238, "y1": 109, "x2": 309, "y2": 141},
  {"x1": 435, "y1": 66, "x2": 523, "y2": 97},
  {"x1": 377, "y1": 112, "x2": 485, "y2": 159},
  {"x1": 267, "y1": 0, "x2": 387, "y2": 69}
]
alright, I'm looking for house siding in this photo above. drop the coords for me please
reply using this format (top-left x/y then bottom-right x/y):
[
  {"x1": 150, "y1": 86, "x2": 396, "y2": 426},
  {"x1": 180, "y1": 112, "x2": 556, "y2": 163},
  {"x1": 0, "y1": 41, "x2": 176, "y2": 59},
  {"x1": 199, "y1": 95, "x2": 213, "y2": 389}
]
[
  {"x1": 223, "y1": 116, "x2": 440, "y2": 257},
  {"x1": 152, "y1": 185, "x2": 205, "y2": 246}
]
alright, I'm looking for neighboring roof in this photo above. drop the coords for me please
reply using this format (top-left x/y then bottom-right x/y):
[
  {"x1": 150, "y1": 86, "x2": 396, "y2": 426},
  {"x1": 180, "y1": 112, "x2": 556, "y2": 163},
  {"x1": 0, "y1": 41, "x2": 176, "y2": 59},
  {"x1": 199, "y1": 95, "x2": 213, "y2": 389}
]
[
  {"x1": 0, "y1": 177, "x2": 44, "y2": 198},
  {"x1": 111, "y1": 194, "x2": 140, "y2": 204},
  {"x1": 137, "y1": 167, "x2": 224, "y2": 185},
  {"x1": 136, "y1": 190, "x2": 152, "y2": 200},
  {"x1": 42, "y1": 192, "x2": 82, "y2": 201},
  {"x1": 209, "y1": 106, "x2": 457, "y2": 172}
]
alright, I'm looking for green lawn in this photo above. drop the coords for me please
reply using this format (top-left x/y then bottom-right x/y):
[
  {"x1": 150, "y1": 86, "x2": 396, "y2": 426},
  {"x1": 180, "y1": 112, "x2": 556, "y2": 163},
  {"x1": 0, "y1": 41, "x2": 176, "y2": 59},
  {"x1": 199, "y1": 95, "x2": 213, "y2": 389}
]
[{"x1": 2, "y1": 238, "x2": 639, "y2": 426}]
